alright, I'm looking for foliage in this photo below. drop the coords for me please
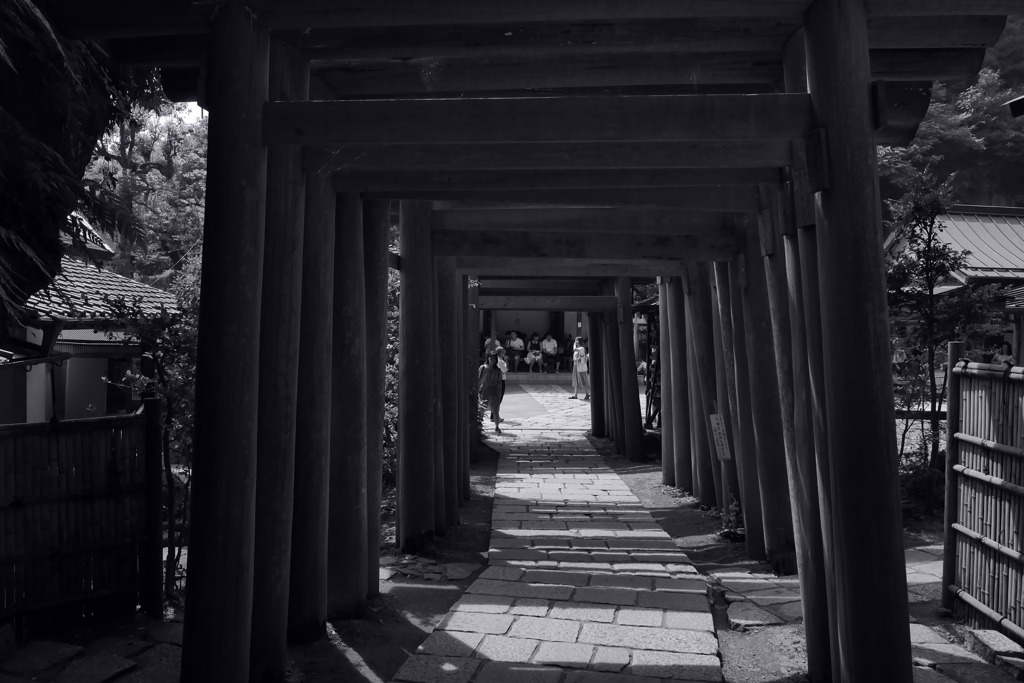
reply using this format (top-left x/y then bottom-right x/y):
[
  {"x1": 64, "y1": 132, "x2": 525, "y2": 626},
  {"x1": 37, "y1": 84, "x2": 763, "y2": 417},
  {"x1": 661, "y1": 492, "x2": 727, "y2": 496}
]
[
  {"x1": 878, "y1": 65, "x2": 1024, "y2": 206},
  {"x1": 382, "y1": 267, "x2": 400, "y2": 487},
  {"x1": 0, "y1": 0, "x2": 155, "y2": 326},
  {"x1": 84, "y1": 102, "x2": 207, "y2": 280},
  {"x1": 886, "y1": 171, "x2": 1002, "y2": 472},
  {"x1": 102, "y1": 251, "x2": 201, "y2": 600}
]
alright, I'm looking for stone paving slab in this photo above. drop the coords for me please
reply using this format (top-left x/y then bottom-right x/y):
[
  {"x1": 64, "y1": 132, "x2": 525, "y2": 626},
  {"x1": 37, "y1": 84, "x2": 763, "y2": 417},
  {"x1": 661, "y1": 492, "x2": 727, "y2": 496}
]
[{"x1": 391, "y1": 384, "x2": 722, "y2": 682}]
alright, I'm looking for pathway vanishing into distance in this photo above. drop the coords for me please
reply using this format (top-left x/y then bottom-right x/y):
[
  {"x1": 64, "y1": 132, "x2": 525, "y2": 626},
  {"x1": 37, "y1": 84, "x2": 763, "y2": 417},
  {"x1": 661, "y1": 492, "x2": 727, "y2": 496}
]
[{"x1": 392, "y1": 384, "x2": 723, "y2": 683}]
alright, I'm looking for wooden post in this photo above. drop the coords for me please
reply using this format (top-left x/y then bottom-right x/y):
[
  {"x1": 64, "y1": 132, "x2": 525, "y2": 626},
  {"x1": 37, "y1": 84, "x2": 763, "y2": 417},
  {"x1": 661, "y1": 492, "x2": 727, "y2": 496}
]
[
  {"x1": 250, "y1": 40, "x2": 307, "y2": 683},
  {"x1": 437, "y1": 257, "x2": 461, "y2": 527},
  {"x1": 588, "y1": 314, "x2": 607, "y2": 438},
  {"x1": 713, "y1": 263, "x2": 765, "y2": 561},
  {"x1": 738, "y1": 216, "x2": 797, "y2": 574},
  {"x1": 603, "y1": 295, "x2": 625, "y2": 451},
  {"x1": 398, "y1": 200, "x2": 436, "y2": 551},
  {"x1": 141, "y1": 398, "x2": 163, "y2": 618},
  {"x1": 684, "y1": 265, "x2": 723, "y2": 508},
  {"x1": 362, "y1": 199, "x2": 390, "y2": 599},
  {"x1": 464, "y1": 277, "x2": 478, "y2": 499},
  {"x1": 685, "y1": 328, "x2": 715, "y2": 508},
  {"x1": 710, "y1": 277, "x2": 742, "y2": 514},
  {"x1": 181, "y1": 4, "x2": 267, "y2": 680},
  {"x1": 615, "y1": 277, "x2": 644, "y2": 462},
  {"x1": 726, "y1": 261, "x2": 767, "y2": 559},
  {"x1": 431, "y1": 278, "x2": 447, "y2": 533},
  {"x1": 666, "y1": 278, "x2": 692, "y2": 493},
  {"x1": 943, "y1": 341, "x2": 965, "y2": 610},
  {"x1": 327, "y1": 193, "x2": 368, "y2": 618},
  {"x1": 455, "y1": 274, "x2": 468, "y2": 504},
  {"x1": 805, "y1": 0, "x2": 912, "y2": 677},
  {"x1": 659, "y1": 278, "x2": 675, "y2": 486},
  {"x1": 287, "y1": 171, "x2": 335, "y2": 643},
  {"x1": 759, "y1": 188, "x2": 832, "y2": 679}
]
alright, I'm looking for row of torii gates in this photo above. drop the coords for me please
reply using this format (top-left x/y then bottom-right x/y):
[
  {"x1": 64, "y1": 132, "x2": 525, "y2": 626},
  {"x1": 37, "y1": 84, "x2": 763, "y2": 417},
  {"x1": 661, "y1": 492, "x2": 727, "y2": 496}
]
[{"x1": 43, "y1": 2, "x2": 1018, "y2": 682}]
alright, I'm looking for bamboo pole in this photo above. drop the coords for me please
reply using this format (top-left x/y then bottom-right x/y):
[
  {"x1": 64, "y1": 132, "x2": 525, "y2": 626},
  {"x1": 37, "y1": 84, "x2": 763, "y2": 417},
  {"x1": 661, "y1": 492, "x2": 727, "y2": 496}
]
[
  {"x1": 667, "y1": 277, "x2": 693, "y2": 493},
  {"x1": 250, "y1": 41, "x2": 307, "y2": 683},
  {"x1": 805, "y1": 0, "x2": 912, "y2": 676},
  {"x1": 362, "y1": 199, "x2": 390, "y2": 599},
  {"x1": 181, "y1": 5, "x2": 268, "y2": 680},
  {"x1": 398, "y1": 201, "x2": 436, "y2": 551},
  {"x1": 327, "y1": 193, "x2": 368, "y2": 618},
  {"x1": 943, "y1": 343, "x2": 965, "y2": 611},
  {"x1": 660, "y1": 278, "x2": 675, "y2": 486}
]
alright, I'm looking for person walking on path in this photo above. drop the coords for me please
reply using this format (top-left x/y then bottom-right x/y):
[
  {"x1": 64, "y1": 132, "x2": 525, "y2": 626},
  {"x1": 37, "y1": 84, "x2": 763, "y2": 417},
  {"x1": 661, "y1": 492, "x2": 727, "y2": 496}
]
[
  {"x1": 525, "y1": 333, "x2": 543, "y2": 372},
  {"x1": 478, "y1": 352, "x2": 504, "y2": 433},
  {"x1": 570, "y1": 337, "x2": 591, "y2": 400},
  {"x1": 496, "y1": 347, "x2": 509, "y2": 400}
]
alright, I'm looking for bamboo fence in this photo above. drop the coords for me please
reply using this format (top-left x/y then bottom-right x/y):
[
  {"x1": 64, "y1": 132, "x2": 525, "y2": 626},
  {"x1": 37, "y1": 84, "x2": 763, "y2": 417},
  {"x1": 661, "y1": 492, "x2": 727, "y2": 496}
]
[
  {"x1": 0, "y1": 405, "x2": 161, "y2": 641},
  {"x1": 944, "y1": 351, "x2": 1024, "y2": 644}
]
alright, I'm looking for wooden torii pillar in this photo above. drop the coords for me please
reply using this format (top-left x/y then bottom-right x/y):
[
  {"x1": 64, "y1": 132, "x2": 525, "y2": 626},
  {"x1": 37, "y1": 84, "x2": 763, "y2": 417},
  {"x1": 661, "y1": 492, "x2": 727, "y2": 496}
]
[
  {"x1": 249, "y1": 40, "x2": 307, "y2": 683},
  {"x1": 363, "y1": 199, "x2": 391, "y2": 599},
  {"x1": 588, "y1": 313, "x2": 607, "y2": 438},
  {"x1": 805, "y1": 1, "x2": 912, "y2": 678},
  {"x1": 666, "y1": 277, "x2": 692, "y2": 493},
  {"x1": 288, "y1": 169, "x2": 335, "y2": 642},
  {"x1": 615, "y1": 276, "x2": 644, "y2": 462},
  {"x1": 180, "y1": 4, "x2": 267, "y2": 681},
  {"x1": 659, "y1": 277, "x2": 675, "y2": 486},
  {"x1": 327, "y1": 193, "x2": 368, "y2": 617},
  {"x1": 436, "y1": 257, "x2": 461, "y2": 527},
  {"x1": 398, "y1": 200, "x2": 436, "y2": 551}
]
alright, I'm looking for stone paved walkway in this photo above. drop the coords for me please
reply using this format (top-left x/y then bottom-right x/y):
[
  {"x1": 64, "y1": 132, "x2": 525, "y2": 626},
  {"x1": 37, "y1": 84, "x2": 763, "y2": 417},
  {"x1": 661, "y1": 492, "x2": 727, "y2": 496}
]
[{"x1": 393, "y1": 385, "x2": 722, "y2": 683}]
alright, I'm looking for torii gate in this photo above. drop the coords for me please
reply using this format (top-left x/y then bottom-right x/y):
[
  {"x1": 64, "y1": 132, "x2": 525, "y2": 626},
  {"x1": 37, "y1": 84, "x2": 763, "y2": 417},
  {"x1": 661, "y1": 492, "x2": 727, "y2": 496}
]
[{"x1": 41, "y1": 2, "x2": 1017, "y2": 682}]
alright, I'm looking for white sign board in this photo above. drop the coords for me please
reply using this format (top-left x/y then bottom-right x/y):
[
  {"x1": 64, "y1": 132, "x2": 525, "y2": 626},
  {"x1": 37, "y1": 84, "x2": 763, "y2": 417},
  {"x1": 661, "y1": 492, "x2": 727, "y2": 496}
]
[{"x1": 709, "y1": 413, "x2": 733, "y2": 461}]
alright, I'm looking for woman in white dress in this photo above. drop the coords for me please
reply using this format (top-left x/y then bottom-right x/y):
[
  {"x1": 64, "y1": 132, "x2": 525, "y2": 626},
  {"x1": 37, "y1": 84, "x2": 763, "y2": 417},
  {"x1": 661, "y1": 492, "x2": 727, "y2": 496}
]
[{"x1": 570, "y1": 337, "x2": 591, "y2": 400}]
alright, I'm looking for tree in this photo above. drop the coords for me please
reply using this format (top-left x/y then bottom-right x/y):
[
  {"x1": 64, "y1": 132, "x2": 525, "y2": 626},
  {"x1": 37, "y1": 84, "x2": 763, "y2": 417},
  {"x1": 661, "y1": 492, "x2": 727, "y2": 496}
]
[
  {"x1": 0, "y1": 0, "x2": 155, "y2": 327},
  {"x1": 103, "y1": 250, "x2": 201, "y2": 599},
  {"x1": 885, "y1": 172, "x2": 999, "y2": 470},
  {"x1": 84, "y1": 101, "x2": 207, "y2": 281}
]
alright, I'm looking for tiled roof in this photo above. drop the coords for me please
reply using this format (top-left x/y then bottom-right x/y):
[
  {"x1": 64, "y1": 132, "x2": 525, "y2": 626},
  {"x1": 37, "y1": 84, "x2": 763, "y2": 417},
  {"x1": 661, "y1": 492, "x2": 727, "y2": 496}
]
[
  {"x1": 939, "y1": 207, "x2": 1024, "y2": 282},
  {"x1": 25, "y1": 256, "x2": 179, "y2": 323}
]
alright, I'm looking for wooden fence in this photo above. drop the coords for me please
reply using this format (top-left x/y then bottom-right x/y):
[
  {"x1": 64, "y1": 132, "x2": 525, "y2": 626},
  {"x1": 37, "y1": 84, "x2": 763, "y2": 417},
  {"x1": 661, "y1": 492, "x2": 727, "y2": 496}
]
[
  {"x1": 943, "y1": 342, "x2": 1024, "y2": 644},
  {"x1": 0, "y1": 400, "x2": 162, "y2": 641}
]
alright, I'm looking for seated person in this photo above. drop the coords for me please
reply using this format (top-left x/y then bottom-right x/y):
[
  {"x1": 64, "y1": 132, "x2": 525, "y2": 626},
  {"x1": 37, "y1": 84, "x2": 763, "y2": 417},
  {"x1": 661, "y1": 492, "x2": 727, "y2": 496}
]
[
  {"x1": 482, "y1": 332, "x2": 502, "y2": 360},
  {"x1": 506, "y1": 331, "x2": 525, "y2": 372},
  {"x1": 540, "y1": 332, "x2": 559, "y2": 373},
  {"x1": 525, "y1": 333, "x2": 543, "y2": 372},
  {"x1": 993, "y1": 341, "x2": 1016, "y2": 367}
]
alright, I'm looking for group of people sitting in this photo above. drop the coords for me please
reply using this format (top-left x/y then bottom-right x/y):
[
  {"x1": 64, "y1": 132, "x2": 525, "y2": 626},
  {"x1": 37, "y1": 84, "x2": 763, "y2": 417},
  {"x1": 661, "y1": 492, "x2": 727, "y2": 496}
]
[
  {"x1": 482, "y1": 330, "x2": 574, "y2": 373},
  {"x1": 478, "y1": 334, "x2": 592, "y2": 433}
]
